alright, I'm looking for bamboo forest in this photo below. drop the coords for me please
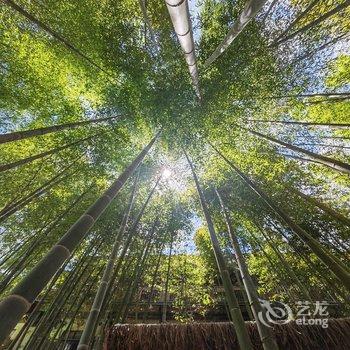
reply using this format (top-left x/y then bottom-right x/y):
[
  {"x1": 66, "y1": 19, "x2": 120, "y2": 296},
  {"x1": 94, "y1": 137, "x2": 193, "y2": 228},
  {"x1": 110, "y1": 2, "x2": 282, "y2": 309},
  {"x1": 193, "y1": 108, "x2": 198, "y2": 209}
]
[{"x1": 0, "y1": 0, "x2": 350, "y2": 349}]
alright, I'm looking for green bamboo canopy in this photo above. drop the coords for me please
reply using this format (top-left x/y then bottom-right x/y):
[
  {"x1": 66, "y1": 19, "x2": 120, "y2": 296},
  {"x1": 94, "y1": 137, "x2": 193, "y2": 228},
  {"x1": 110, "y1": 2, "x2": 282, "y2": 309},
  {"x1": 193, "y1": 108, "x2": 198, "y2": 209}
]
[{"x1": 0, "y1": 0, "x2": 349, "y2": 349}]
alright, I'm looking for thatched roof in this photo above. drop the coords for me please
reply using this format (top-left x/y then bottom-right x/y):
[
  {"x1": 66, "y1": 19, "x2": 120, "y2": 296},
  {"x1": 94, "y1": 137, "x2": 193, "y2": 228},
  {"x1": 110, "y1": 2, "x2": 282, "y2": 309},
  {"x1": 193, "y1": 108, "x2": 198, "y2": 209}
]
[{"x1": 106, "y1": 318, "x2": 350, "y2": 350}]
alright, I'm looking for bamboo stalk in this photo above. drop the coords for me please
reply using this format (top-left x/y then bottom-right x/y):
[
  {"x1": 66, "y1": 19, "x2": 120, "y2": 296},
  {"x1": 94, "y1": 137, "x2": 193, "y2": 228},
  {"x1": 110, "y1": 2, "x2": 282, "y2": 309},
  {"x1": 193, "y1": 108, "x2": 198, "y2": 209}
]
[
  {"x1": 272, "y1": 0, "x2": 320, "y2": 44},
  {"x1": 0, "y1": 188, "x2": 89, "y2": 273},
  {"x1": 261, "y1": 0, "x2": 278, "y2": 24},
  {"x1": 3, "y1": 0, "x2": 112, "y2": 76},
  {"x1": 204, "y1": 0, "x2": 267, "y2": 68},
  {"x1": 4, "y1": 156, "x2": 48, "y2": 208},
  {"x1": 185, "y1": 151, "x2": 253, "y2": 350},
  {"x1": 267, "y1": 219, "x2": 348, "y2": 302},
  {"x1": 0, "y1": 133, "x2": 97, "y2": 173},
  {"x1": 91, "y1": 176, "x2": 161, "y2": 338},
  {"x1": 0, "y1": 219, "x2": 51, "y2": 269},
  {"x1": 111, "y1": 247, "x2": 146, "y2": 324},
  {"x1": 50, "y1": 264, "x2": 104, "y2": 348},
  {"x1": 0, "y1": 157, "x2": 81, "y2": 223},
  {"x1": 39, "y1": 264, "x2": 102, "y2": 350},
  {"x1": 265, "y1": 92, "x2": 350, "y2": 99},
  {"x1": 247, "y1": 230, "x2": 293, "y2": 298},
  {"x1": 245, "y1": 119, "x2": 350, "y2": 128},
  {"x1": 238, "y1": 125, "x2": 350, "y2": 175},
  {"x1": 80, "y1": 244, "x2": 133, "y2": 350},
  {"x1": 38, "y1": 266, "x2": 102, "y2": 350},
  {"x1": 0, "y1": 155, "x2": 80, "y2": 215},
  {"x1": 292, "y1": 143, "x2": 350, "y2": 150},
  {"x1": 272, "y1": 0, "x2": 350, "y2": 46},
  {"x1": 282, "y1": 153, "x2": 339, "y2": 171},
  {"x1": 8, "y1": 242, "x2": 82, "y2": 350},
  {"x1": 232, "y1": 264, "x2": 254, "y2": 320},
  {"x1": 138, "y1": 0, "x2": 157, "y2": 47},
  {"x1": 290, "y1": 32, "x2": 349, "y2": 65},
  {"x1": 0, "y1": 115, "x2": 122, "y2": 144},
  {"x1": 288, "y1": 187, "x2": 350, "y2": 227},
  {"x1": 162, "y1": 232, "x2": 174, "y2": 323},
  {"x1": 120, "y1": 229, "x2": 157, "y2": 323},
  {"x1": 106, "y1": 219, "x2": 159, "y2": 324},
  {"x1": 102, "y1": 254, "x2": 139, "y2": 329},
  {"x1": 0, "y1": 131, "x2": 160, "y2": 345},
  {"x1": 143, "y1": 243, "x2": 165, "y2": 322},
  {"x1": 0, "y1": 190, "x2": 89, "y2": 293},
  {"x1": 215, "y1": 189, "x2": 279, "y2": 350},
  {"x1": 165, "y1": 0, "x2": 201, "y2": 99},
  {"x1": 210, "y1": 143, "x2": 350, "y2": 290},
  {"x1": 253, "y1": 221, "x2": 312, "y2": 301},
  {"x1": 77, "y1": 175, "x2": 139, "y2": 350},
  {"x1": 24, "y1": 238, "x2": 104, "y2": 349}
]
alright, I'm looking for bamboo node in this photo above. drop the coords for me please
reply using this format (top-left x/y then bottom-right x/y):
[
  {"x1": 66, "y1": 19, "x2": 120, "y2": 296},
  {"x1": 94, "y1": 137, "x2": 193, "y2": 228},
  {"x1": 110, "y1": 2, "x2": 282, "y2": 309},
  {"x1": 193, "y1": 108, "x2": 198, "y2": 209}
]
[
  {"x1": 54, "y1": 244, "x2": 71, "y2": 257},
  {"x1": 7, "y1": 294, "x2": 31, "y2": 310},
  {"x1": 85, "y1": 214, "x2": 96, "y2": 221},
  {"x1": 77, "y1": 344, "x2": 89, "y2": 350}
]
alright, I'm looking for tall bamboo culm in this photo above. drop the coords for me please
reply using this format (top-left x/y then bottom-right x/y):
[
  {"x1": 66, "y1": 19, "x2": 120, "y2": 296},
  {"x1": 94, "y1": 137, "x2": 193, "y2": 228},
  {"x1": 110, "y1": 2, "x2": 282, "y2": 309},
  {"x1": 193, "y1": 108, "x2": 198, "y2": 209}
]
[
  {"x1": 77, "y1": 174, "x2": 139, "y2": 350},
  {"x1": 185, "y1": 151, "x2": 253, "y2": 350},
  {"x1": 120, "y1": 226, "x2": 157, "y2": 323},
  {"x1": 210, "y1": 143, "x2": 350, "y2": 291},
  {"x1": 0, "y1": 115, "x2": 122, "y2": 144},
  {"x1": 0, "y1": 133, "x2": 100, "y2": 173},
  {"x1": 0, "y1": 131, "x2": 160, "y2": 345},
  {"x1": 3, "y1": 0, "x2": 111, "y2": 75},
  {"x1": 162, "y1": 232, "x2": 174, "y2": 323},
  {"x1": 237, "y1": 125, "x2": 350, "y2": 175},
  {"x1": 215, "y1": 189, "x2": 279, "y2": 350},
  {"x1": 96, "y1": 177, "x2": 161, "y2": 333}
]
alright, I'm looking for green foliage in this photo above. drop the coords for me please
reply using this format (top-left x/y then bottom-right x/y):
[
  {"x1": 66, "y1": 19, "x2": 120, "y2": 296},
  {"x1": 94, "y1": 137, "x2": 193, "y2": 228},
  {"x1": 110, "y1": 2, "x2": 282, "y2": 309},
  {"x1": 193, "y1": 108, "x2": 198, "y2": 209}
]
[{"x1": 0, "y1": 0, "x2": 349, "y2": 335}]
